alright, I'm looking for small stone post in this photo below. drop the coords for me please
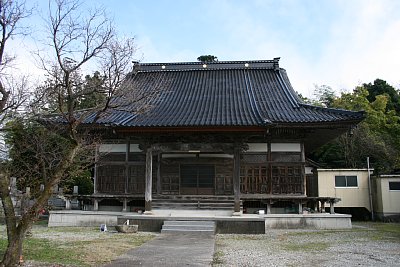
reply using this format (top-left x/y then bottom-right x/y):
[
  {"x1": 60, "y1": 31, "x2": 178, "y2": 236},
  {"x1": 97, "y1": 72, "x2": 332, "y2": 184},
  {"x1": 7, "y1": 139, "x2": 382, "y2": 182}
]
[
  {"x1": 93, "y1": 199, "x2": 99, "y2": 211},
  {"x1": 122, "y1": 199, "x2": 128, "y2": 212},
  {"x1": 65, "y1": 199, "x2": 71, "y2": 210},
  {"x1": 266, "y1": 202, "x2": 271, "y2": 214},
  {"x1": 320, "y1": 201, "x2": 325, "y2": 213},
  {"x1": 329, "y1": 200, "x2": 335, "y2": 214},
  {"x1": 298, "y1": 202, "x2": 303, "y2": 214}
]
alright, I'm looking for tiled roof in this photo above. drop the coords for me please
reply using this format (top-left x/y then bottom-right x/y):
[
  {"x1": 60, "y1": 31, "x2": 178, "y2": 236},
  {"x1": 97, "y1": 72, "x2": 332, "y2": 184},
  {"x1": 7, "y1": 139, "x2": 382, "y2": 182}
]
[{"x1": 85, "y1": 59, "x2": 364, "y2": 127}]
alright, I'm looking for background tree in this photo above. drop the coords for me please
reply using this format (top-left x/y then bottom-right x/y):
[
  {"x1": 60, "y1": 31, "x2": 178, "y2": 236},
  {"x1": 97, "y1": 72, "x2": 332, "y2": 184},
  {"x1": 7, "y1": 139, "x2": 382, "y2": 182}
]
[
  {"x1": 364, "y1": 78, "x2": 400, "y2": 114},
  {"x1": 312, "y1": 84, "x2": 336, "y2": 107},
  {"x1": 311, "y1": 82, "x2": 400, "y2": 173},
  {"x1": 197, "y1": 55, "x2": 218, "y2": 62}
]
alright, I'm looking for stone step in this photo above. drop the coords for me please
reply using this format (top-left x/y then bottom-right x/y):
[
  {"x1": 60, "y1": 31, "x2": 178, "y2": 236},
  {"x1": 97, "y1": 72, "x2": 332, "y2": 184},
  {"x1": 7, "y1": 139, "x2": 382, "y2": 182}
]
[
  {"x1": 163, "y1": 220, "x2": 215, "y2": 226},
  {"x1": 161, "y1": 229, "x2": 215, "y2": 234},
  {"x1": 161, "y1": 220, "x2": 216, "y2": 234},
  {"x1": 162, "y1": 225, "x2": 214, "y2": 231}
]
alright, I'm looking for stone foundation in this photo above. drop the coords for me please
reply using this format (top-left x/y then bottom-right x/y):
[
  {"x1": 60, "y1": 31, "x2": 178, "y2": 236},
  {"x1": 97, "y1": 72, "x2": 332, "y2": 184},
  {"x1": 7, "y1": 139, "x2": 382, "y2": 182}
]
[{"x1": 49, "y1": 210, "x2": 352, "y2": 232}]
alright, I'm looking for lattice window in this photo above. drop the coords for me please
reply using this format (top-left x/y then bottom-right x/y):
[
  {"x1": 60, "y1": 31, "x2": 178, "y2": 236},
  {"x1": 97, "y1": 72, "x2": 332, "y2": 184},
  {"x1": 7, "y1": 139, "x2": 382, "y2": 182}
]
[
  {"x1": 127, "y1": 165, "x2": 145, "y2": 193},
  {"x1": 240, "y1": 165, "x2": 268, "y2": 194},
  {"x1": 271, "y1": 166, "x2": 303, "y2": 194},
  {"x1": 99, "y1": 153, "x2": 126, "y2": 162},
  {"x1": 241, "y1": 154, "x2": 267, "y2": 164},
  {"x1": 216, "y1": 175, "x2": 233, "y2": 195},
  {"x1": 161, "y1": 162, "x2": 180, "y2": 194},
  {"x1": 271, "y1": 152, "x2": 301, "y2": 162},
  {"x1": 97, "y1": 165, "x2": 125, "y2": 193}
]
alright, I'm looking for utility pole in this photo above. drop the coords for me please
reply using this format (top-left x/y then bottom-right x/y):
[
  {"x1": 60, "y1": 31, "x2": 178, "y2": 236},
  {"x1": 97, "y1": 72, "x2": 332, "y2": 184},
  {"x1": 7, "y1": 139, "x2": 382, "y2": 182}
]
[{"x1": 367, "y1": 157, "x2": 374, "y2": 221}]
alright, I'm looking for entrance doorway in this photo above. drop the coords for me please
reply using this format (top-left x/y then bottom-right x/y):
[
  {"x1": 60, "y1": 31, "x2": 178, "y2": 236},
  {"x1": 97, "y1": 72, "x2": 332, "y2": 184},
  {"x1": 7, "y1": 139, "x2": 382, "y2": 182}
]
[{"x1": 180, "y1": 164, "x2": 215, "y2": 195}]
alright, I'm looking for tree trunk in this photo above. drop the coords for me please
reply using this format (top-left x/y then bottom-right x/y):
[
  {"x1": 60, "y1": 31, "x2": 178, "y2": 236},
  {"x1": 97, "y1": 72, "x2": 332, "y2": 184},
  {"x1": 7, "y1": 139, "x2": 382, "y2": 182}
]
[
  {"x1": 0, "y1": 143, "x2": 80, "y2": 266},
  {"x1": 0, "y1": 230, "x2": 24, "y2": 267},
  {"x1": 0, "y1": 172, "x2": 20, "y2": 267}
]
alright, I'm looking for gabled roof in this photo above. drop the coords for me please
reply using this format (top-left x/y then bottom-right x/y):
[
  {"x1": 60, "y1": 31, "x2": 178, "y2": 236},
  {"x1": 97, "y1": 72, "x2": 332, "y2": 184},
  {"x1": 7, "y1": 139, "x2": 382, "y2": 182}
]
[{"x1": 88, "y1": 58, "x2": 364, "y2": 128}]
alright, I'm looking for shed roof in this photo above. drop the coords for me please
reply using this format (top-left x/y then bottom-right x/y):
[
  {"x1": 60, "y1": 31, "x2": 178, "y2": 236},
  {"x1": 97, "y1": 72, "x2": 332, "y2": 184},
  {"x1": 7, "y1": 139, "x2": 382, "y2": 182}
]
[{"x1": 86, "y1": 58, "x2": 364, "y2": 128}]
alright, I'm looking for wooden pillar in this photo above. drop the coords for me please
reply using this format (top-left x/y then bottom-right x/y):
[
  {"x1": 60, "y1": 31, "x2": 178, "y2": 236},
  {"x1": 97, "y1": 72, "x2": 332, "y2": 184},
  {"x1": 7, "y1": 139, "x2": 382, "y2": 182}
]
[
  {"x1": 156, "y1": 153, "x2": 161, "y2": 194},
  {"x1": 267, "y1": 142, "x2": 272, "y2": 194},
  {"x1": 125, "y1": 140, "x2": 129, "y2": 194},
  {"x1": 233, "y1": 146, "x2": 241, "y2": 215},
  {"x1": 94, "y1": 145, "x2": 99, "y2": 194},
  {"x1": 301, "y1": 142, "x2": 306, "y2": 196},
  {"x1": 144, "y1": 147, "x2": 153, "y2": 214}
]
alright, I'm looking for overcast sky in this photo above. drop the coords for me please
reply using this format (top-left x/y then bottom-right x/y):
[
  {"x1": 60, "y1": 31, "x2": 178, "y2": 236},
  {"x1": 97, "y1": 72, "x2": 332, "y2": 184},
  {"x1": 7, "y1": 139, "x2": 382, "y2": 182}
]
[{"x1": 11, "y1": 0, "x2": 400, "y2": 97}]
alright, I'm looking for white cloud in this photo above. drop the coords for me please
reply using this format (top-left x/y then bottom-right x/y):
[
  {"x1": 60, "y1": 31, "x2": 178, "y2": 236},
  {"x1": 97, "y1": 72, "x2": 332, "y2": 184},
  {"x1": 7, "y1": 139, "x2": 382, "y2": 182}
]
[{"x1": 312, "y1": 0, "x2": 400, "y2": 94}]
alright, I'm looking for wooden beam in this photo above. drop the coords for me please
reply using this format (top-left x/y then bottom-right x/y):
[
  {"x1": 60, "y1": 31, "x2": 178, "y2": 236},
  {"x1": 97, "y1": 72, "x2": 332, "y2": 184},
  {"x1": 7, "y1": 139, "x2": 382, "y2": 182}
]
[{"x1": 116, "y1": 126, "x2": 266, "y2": 133}]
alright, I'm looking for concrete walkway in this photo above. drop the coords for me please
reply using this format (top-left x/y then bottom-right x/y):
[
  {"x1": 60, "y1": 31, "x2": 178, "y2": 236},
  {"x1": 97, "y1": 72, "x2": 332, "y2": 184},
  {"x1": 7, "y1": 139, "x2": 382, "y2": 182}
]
[{"x1": 104, "y1": 233, "x2": 215, "y2": 267}]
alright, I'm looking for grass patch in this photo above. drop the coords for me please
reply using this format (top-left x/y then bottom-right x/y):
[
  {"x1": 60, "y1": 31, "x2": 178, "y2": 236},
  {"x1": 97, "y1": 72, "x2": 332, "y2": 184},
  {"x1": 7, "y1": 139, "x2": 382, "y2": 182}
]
[
  {"x1": 369, "y1": 223, "x2": 400, "y2": 235},
  {"x1": 71, "y1": 234, "x2": 154, "y2": 266},
  {"x1": 362, "y1": 223, "x2": 400, "y2": 242},
  {"x1": 212, "y1": 250, "x2": 224, "y2": 265},
  {"x1": 0, "y1": 237, "x2": 84, "y2": 266},
  {"x1": 281, "y1": 242, "x2": 330, "y2": 252},
  {"x1": 0, "y1": 227, "x2": 155, "y2": 266},
  {"x1": 25, "y1": 238, "x2": 84, "y2": 266}
]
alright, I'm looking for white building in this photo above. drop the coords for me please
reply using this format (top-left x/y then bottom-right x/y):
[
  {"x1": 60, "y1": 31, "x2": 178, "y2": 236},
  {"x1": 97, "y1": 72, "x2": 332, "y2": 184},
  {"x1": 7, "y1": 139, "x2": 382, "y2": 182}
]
[{"x1": 373, "y1": 175, "x2": 400, "y2": 221}]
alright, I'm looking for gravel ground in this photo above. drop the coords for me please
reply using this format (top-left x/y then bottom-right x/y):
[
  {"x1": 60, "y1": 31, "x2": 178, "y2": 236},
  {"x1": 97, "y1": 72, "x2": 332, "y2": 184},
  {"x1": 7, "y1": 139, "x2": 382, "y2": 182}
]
[
  {"x1": 2, "y1": 223, "x2": 399, "y2": 266},
  {"x1": 213, "y1": 224, "x2": 400, "y2": 267}
]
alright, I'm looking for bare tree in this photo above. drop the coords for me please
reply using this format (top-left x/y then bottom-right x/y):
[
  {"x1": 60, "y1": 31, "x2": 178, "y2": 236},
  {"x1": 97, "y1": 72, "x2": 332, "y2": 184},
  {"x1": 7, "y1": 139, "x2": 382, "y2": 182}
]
[
  {"x1": 0, "y1": 1, "x2": 33, "y2": 266},
  {"x1": 0, "y1": 0, "x2": 30, "y2": 121},
  {"x1": 0, "y1": 0, "x2": 149, "y2": 265}
]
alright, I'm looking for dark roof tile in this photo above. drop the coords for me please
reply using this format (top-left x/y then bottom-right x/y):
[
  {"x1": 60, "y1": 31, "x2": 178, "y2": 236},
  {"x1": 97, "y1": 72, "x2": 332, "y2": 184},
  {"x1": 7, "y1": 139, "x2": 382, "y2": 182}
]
[{"x1": 84, "y1": 59, "x2": 364, "y2": 127}]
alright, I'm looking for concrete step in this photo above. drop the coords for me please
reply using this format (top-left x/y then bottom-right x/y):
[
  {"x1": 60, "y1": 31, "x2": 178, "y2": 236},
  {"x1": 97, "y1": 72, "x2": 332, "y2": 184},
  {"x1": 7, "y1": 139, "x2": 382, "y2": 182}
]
[
  {"x1": 164, "y1": 220, "x2": 215, "y2": 226},
  {"x1": 161, "y1": 229, "x2": 215, "y2": 234},
  {"x1": 161, "y1": 220, "x2": 216, "y2": 234},
  {"x1": 162, "y1": 225, "x2": 214, "y2": 231}
]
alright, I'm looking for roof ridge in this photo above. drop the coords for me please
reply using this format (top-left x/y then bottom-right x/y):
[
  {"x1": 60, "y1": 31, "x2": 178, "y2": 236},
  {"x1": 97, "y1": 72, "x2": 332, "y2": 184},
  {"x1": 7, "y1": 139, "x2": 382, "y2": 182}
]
[
  {"x1": 243, "y1": 69, "x2": 272, "y2": 125},
  {"x1": 300, "y1": 103, "x2": 365, "y2": 117},
  {"x1": 133, "y1": 58, "x2": 281, "y2": 72}
]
